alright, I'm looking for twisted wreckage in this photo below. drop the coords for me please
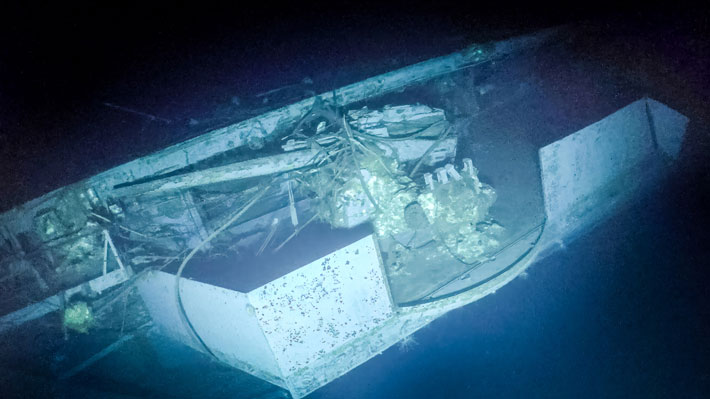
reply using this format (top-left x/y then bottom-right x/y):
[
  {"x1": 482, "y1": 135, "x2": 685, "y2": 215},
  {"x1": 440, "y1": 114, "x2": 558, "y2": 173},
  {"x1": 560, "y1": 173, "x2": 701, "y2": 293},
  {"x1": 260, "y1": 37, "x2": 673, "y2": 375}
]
[{"x1": 0, "y1": 27, "x2": 689, "y2": 398}]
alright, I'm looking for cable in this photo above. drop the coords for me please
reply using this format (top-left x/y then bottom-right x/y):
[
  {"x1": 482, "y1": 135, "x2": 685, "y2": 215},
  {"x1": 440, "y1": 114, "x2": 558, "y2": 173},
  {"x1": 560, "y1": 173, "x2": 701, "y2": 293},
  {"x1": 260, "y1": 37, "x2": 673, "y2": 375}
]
[{"x1": 174, "y1": 182, "x2": 272, "y2": 360}]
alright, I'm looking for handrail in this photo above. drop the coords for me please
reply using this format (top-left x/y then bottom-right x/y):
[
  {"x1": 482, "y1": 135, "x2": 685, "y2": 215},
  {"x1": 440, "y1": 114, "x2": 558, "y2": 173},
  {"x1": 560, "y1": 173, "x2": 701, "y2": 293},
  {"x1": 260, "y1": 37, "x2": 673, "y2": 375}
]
[{"x1": 397, "y1": 218, "x2": 546, "y2": 307}]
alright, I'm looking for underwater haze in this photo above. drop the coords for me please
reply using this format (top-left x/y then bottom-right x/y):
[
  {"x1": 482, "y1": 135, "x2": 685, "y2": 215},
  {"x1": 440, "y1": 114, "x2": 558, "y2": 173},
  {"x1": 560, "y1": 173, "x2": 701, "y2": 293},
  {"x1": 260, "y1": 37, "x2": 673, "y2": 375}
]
[
  {"x1": 1, "y1": 4, "x2": 709, "y2": 398},
  {"x1": 308, "y1": 168, "x2": 710, "y2": 398}
]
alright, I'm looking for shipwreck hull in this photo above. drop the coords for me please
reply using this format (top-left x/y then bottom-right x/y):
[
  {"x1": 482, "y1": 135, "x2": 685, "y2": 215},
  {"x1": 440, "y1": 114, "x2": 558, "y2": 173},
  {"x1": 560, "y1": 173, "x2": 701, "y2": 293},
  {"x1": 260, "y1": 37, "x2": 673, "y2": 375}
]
[{"x1": 0, "y1": 25, "x2": 689, "y2": 399}]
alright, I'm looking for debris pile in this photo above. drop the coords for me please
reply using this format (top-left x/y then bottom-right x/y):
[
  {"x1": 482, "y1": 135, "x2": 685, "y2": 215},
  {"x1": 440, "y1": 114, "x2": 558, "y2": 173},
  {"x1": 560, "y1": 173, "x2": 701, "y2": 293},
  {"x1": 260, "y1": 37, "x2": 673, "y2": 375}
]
[
  {"x1": 63, "y1": 301, "x2": 94, "y2": 333},
  {"x1": 293, "y1": 103, "x2": 503, "y2": 266},
  {"x1": 417, "y1": 161, "x2": 502, "y2": 264}
]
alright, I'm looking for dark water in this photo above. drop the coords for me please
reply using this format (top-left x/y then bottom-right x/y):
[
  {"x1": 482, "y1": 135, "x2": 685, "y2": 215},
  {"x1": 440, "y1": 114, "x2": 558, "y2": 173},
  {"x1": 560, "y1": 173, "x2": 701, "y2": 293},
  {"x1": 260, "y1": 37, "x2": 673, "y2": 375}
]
[
  {"x1": 4, "y1": 166, "x2": 707, "y2": 398},
  {"x1": 2, "y1": 6, "x2": 709, "y2": 399},
  {"x1": 308, "y1": 166, "x2": 710, "y2": 398}
]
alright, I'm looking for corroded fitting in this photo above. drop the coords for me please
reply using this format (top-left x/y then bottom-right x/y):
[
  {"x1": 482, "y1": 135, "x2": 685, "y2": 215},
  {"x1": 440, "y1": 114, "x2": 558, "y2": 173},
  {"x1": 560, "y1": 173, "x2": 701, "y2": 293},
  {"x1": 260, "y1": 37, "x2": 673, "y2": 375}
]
[
  {"x1": 462, "y1": 158, "x2": 474, "y2": 176},
  {"x1": 423, "y1": 173, "x2": 434, "y2": 190},
  {"x1": 435, "y1": 168, "x2": 448, "y2": 184},
  {"x1": 445, "y1": 163, "x2": 462, "y2": 181}
]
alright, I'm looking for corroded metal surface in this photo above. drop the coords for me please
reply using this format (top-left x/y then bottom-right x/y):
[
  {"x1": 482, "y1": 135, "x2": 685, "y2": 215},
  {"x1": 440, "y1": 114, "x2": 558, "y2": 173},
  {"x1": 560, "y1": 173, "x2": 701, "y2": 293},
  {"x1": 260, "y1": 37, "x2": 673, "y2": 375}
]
[
  {"x1": 136, "y1": 270, "x2": 286, "y2": 388},
  {"x1": 539, "y1": 97, "x2": 688, "y2": 235},
  {"x1": 248, "y1": 235, "x2": 393, "y2": 377}
]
